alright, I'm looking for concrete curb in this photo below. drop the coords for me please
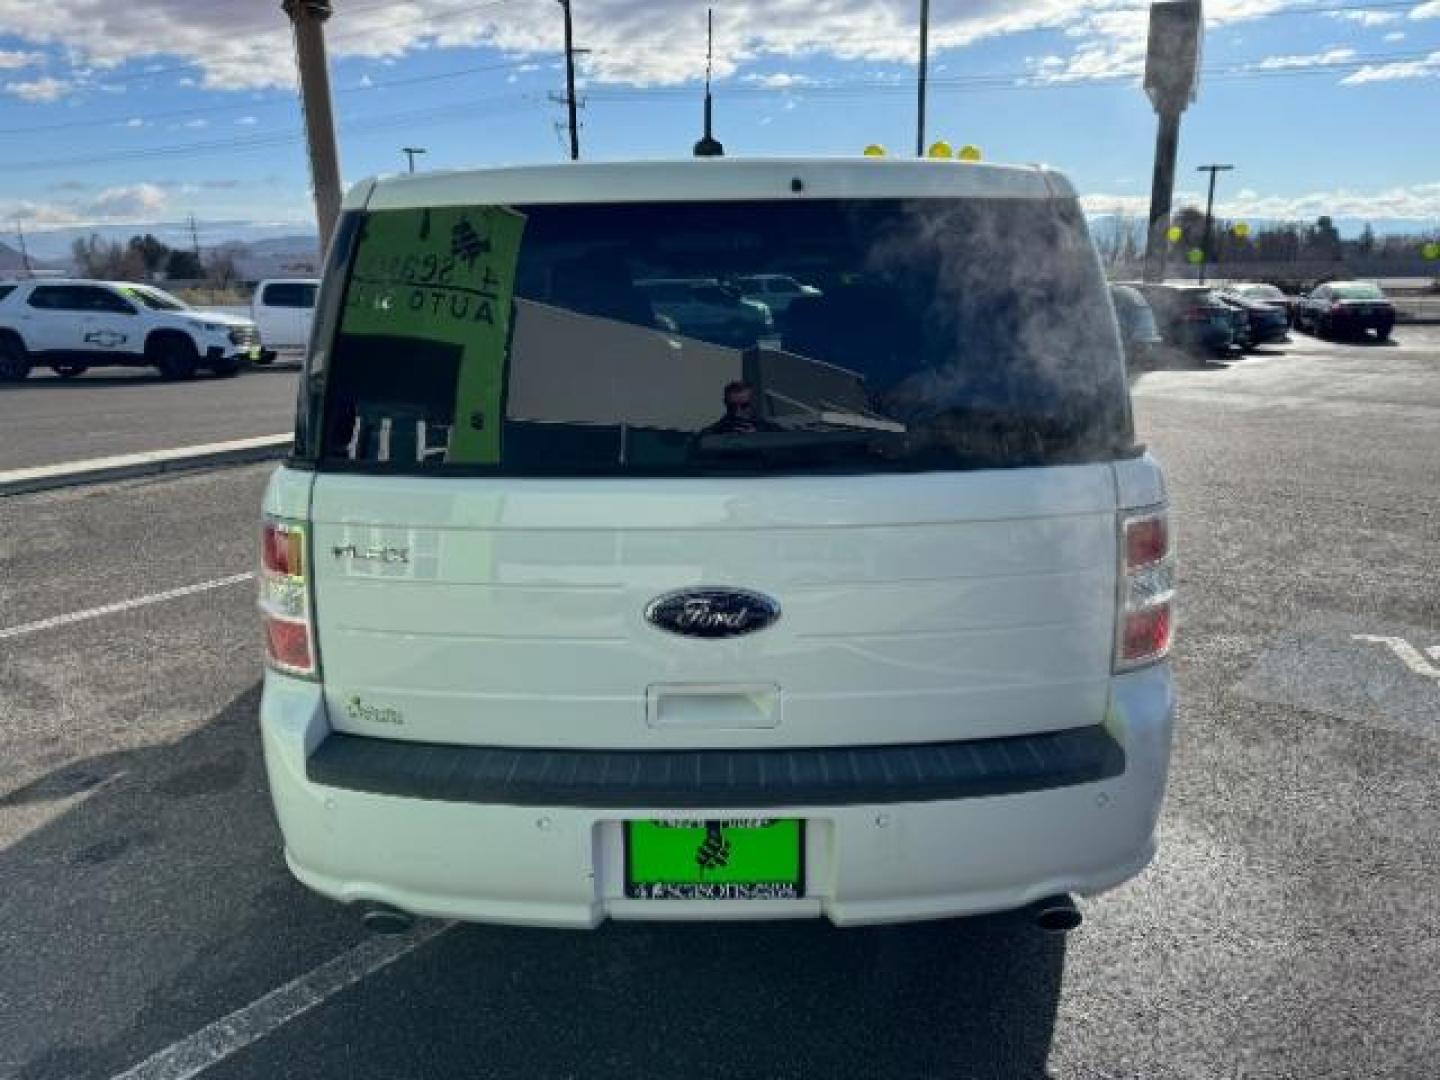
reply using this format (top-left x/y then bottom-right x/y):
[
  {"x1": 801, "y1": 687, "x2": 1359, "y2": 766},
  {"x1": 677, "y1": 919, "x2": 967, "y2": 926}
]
[{"x1": 0, "y1": 434, "x2": 292, "y2": 497}]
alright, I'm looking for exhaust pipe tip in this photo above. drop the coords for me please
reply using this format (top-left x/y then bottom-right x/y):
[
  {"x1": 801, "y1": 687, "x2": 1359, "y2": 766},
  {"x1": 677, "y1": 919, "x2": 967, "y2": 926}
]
[
  {"x1": 1031, "y1": 894, "x2": 1082, "y2": 934},
  {"x1": 360, "y1": 903, "x2": 416, "y2": 935}
]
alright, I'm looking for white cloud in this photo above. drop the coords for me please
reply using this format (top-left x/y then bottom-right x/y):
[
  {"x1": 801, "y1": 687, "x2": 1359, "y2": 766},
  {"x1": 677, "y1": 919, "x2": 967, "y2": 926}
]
[
  {"x1": 1082, "y1": 182, "x2": 1440, "y2": 221},
  {"x1": 1340, "y1": 49, "x2": 1440, "y2": 83},
  {"x1": 358, "y1": 74, "x2": 373, "y2": 88},
  {"x1": 82, "y1": 182, "x2": 168, "y2": 219},
  {"x1": 4, "y1": 74, "x2": 70, "y2": 101},
  {"x1": 3, "y1": 181, "x2": 172, "y2": 229},
  {"x1": 183, "y1": 117, "x2": 208, "y2": 128},
  {"x1": 0, "y1": 0, "x2": 1426, "y2": 99},
  {"x1": 1384, "y1": 30, "x2": 1407, "y2": 41},
  {"x1": 0, "y1": 0, "x2": 1259, "y2": 92},
  {"x1": 741, "y1": 72, "x2": 815, "y2": 88},
  {"x1": 1254, "y1": 48, "x2": 1356, "y2": 71},
  {"x1": 123, "y1": 116, "x2": 144, "y2": 127},
  {"x1": 235, "y1": 115, "x2": 258, "y2": 125},
  {"x1": 0, "y1": 48, "x2": 41, "y2": 70},
  {"x1": 1326, "y1": 10, "x2": 1400, "y2": 26}
]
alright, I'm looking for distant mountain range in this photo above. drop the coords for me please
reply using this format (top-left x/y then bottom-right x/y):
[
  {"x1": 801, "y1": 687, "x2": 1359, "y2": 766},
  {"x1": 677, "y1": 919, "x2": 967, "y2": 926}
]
[{"x1": 0, "y1": 241, "x2": 64, "y2": 278}]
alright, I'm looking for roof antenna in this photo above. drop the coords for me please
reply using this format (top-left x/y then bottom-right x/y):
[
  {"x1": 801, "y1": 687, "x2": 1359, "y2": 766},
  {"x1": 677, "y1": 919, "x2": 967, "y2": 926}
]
[{"x1": 693, "y1": 8, "x2": 724, "y2": 157}]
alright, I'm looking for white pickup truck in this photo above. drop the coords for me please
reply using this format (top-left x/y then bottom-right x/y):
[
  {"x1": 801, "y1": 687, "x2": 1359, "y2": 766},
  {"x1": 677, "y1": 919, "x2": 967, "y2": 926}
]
[
  {"x1": 0, "y1": 279, "x2": 262, "y2": 381},
  {"x1": 251, "y1": 278, "x2": 319, "y2": 353}
]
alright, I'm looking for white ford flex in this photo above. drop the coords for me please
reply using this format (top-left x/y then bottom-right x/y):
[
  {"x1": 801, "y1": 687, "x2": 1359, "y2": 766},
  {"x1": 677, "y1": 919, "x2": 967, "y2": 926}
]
[{"x1": 259, "y1": 158, "x2": 1176, "y2": 930}]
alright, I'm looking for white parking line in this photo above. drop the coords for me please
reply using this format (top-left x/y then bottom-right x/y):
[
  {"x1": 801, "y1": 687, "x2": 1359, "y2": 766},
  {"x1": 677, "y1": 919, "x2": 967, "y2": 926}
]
[
  {"x1": 1352, "y1": 634, "x2": 1440, "y2": 680},
  {"x1": 0, "y1": 573, "x2": 255, "y2": 641},
  {"x1": 108, "y1": 923, "x2": 453, "y2": 1080}
]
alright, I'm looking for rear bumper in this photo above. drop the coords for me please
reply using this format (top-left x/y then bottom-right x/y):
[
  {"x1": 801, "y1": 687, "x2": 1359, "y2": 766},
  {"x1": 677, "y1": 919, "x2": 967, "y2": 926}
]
[{"x1": 260, "y1": 665, "x2": 1175, "y2": 928}]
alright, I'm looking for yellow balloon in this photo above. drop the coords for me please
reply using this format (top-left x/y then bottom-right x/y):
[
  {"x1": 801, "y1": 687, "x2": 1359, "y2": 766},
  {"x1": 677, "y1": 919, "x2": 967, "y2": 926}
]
[
  {"x1": 863, "y1": 144, "x2": 887, "y2": 157},
  {"x1": 1233, "y1": 221, "x2": 1250, "y2": 238},
  {"x1": 927, "y1": 140, "x2": 953, "y2": 159},
  {"x1": 1165, "y1": 225, "x2": 1183, "y2": 244},
  {"x1": 957, "y1": 144, "x2": 982, "y2": 162}
]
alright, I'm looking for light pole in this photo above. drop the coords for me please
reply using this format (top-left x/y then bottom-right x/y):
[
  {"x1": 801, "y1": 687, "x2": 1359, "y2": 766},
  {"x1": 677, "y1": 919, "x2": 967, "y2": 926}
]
[
  {"x1": 402, "y1": 147, "x2": 427, "y2": 173},
  {"x1": 1196, "y1": 163, "x2": 1234, "y2": 285}
]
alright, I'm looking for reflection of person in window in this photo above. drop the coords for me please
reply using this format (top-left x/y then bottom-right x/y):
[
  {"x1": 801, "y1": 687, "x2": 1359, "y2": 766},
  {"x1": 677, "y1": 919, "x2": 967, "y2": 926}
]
[{"x1": 702, "y1": 381, "x2": 781, "y2": 435}]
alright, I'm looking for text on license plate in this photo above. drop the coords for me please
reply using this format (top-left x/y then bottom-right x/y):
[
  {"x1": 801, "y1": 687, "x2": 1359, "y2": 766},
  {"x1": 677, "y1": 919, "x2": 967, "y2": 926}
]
[{"x1": 625, "y1": 818, "x2": 804, "y2": 900}]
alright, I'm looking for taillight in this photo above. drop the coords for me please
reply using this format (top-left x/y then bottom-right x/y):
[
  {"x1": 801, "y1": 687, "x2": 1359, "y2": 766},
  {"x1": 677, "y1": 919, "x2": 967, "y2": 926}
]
[
  {"x1": 260, "y1": 517, "x2": 318, "y2": 678},
  {"x1": 1115, "y1": 507, "x2": 1175, "y2": 672}
]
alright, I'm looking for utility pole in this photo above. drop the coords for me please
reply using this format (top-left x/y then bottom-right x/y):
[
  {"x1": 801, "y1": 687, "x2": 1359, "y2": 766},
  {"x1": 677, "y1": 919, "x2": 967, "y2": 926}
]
[
  {"x1": 14, "y1": 217, "x2": 32, "y2": 277},
  {"x1": 402, "y1": 146, "x2": 426, "y2": 173},
  {"x1": 558, "y1": 0, "x2": 580, "y2": 160},
  {"x1": 916, "y1": 0, "x2": 930, "y2": 157},
  {"x1": 188, "y1": 213, "x2": 202, "y2": 259},
  {"x1": 1196, "y1": 163, "x2": 1233, "y2": 285},
  {"x1": 1142, "y1": 1, "x2": 1203, "y2": 282},
  {"x1": 283, "y1": 0, "x2": 343, "y2": 257}
]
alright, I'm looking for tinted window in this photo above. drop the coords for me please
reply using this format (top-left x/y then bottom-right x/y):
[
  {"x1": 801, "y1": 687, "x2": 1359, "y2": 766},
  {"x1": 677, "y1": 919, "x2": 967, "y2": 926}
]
[
  {"x1": 263, "y1": 282, "x2": 318, "y2": 308},
  {"x1": 28, "y1": 286, "x2": 78, "y2": 310},
  {"x1": 32, "y1": 285, "x2": 134, "y2": 313},
  {"x1": 85, "y1": 288, "x2": 135, "y2": 314},
  {"x1": 0, "y1": 285, "x2": 15, "y2": 302},
  {"x1": 308, "y1": 198, "x2": 1130, "y2": 476}
]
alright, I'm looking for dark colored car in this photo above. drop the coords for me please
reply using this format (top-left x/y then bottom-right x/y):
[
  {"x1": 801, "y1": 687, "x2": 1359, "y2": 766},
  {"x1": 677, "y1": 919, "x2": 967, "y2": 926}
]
[
  {"x1": 1128, "y1": 283, "x2": 1236, "y2": 358},
  {"x1": 1296, "y1": 281, "x2": 1396, "y2": 340},
  {"x1": 1109, "y1": 284, "x2": 1163, "y2": 367},
  {"x1": 1222, "y1": 282, "x2": 1296, "y2": 327},
  {"x1": 1218, "y1": 293, "x2": 1289, "y2": 348}
]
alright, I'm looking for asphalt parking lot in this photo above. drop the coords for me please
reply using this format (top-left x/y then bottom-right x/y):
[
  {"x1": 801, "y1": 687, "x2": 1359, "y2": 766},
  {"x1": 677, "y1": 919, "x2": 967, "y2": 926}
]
[
  {"x1": 1, "y1": 327, "x2": 1437, "y2": 1079},
  {"x1": 0, "y1": 361, "x2": 300, "y2": 473}
]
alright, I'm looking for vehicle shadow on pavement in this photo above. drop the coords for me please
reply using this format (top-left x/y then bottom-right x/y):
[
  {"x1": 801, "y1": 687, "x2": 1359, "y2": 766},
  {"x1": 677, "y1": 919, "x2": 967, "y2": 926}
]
[{"x1": 3, "y1": 684, "x2": 1065, "y2": 1080}]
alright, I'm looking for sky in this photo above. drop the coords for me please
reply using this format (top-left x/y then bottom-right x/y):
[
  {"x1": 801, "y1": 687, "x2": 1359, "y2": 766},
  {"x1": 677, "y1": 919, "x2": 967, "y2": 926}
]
[{"x1": 1, "y1": 0, "x2": 1438, "y2": 254}]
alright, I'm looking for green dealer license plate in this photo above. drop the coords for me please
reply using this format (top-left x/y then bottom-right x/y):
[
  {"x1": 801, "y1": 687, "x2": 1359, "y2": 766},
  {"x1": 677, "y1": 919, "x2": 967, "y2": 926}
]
[{"x1": 625, "y1": 819, "x2": 804, "y2": 900}]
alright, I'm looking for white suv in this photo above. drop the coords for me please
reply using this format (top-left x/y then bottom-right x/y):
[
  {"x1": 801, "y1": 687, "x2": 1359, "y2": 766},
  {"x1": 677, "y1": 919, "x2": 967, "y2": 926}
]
[
  {"x1": 260, "y1": 158, "x2": 1176, "y2": 930},
  {"x1": 0, "y1": 279, "x2": 261, "y2": 381}
]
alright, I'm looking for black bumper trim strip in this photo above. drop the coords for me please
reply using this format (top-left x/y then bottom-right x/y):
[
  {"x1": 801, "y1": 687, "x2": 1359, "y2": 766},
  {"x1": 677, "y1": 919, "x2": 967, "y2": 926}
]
[{"x1": 305, "y1": 725, "x2": 1125, "y2": 809}]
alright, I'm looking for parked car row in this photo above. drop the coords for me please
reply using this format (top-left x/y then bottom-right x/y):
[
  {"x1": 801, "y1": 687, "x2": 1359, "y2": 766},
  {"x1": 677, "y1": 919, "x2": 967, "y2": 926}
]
[{"x1": 1110, "y1": 278, "x2": 1395, "y2": 366}]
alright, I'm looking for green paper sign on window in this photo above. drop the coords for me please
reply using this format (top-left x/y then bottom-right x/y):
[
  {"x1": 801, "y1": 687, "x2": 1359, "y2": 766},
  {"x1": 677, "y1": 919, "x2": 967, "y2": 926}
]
[{"x1": 340, "y1": 205, "x2": 527, "y2": 464}]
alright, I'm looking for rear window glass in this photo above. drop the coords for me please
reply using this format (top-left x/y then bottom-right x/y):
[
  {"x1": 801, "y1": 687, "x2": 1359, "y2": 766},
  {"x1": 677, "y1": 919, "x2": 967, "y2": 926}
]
[
  {"x1": 1241, "y1": 284, "x2": 1284, "y2": 300},
  {"x1": 302, "y1": 198, "x2": 1131, "y2": 476},
  {"x1": 1331, "y1": 283, "x2": 1383, "y2": 300},
  {"x1": 263, "y1": 282, "x2": 318, "y2": 308}
]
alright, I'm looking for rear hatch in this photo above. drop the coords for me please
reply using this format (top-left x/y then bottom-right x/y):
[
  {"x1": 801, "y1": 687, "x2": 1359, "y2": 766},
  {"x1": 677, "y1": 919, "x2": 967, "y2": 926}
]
[{"x1": 296, "y1": 186, "x2": 1135, "y2": 751}]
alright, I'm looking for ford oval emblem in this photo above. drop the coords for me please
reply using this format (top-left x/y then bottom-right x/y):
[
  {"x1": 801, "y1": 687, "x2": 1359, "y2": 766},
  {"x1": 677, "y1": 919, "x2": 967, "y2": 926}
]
[{"x1": 644, "y1": 588, "x2": 781, "y2": 639}]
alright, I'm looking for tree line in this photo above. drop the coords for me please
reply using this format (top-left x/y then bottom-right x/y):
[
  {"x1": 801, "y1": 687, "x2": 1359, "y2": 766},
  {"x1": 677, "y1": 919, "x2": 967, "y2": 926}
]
[
  {"x1": 1097, "y1": 211, "x2": 1440, "y2": 273},
  {"x1": 70, "y1": 232, "x2": 238, "y2": 286}
]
